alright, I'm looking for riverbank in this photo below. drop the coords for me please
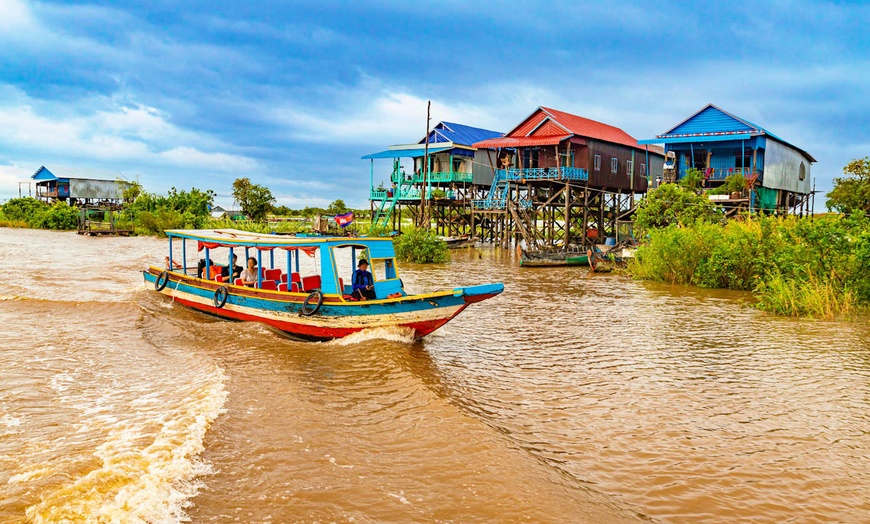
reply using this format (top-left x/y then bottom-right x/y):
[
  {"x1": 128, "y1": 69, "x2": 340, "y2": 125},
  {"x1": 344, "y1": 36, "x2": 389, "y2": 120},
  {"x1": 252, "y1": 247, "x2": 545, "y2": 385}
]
[{"x1": 627, "y1": 214, "x2": 870, "y2": 319}]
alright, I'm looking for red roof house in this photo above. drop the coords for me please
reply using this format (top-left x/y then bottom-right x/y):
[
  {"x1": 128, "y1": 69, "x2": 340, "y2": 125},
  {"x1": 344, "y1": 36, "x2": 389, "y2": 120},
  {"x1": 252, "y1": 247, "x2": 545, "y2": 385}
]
[{"x1": 474, "y1": 107, "x2": 664, "y2": 192}]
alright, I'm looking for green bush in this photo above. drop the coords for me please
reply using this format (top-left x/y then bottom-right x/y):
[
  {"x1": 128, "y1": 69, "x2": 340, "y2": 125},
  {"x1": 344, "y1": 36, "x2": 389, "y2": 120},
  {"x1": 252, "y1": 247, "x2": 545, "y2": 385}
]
[
  {"x1": 634, "y1": 183, "x2": 721, "y2": 233},
  {"x1": 0, "y1": 197, "x2": 77, "y2": 230},
  {"x1": 38, "y1": 201, "x2": 79, "y2": 230},
  {"x1": 393, "y1": 228, "x2": 450, "y2": 264},
  {"x1": 629, "y1": 214, "x2": 870, "y2": 319}
]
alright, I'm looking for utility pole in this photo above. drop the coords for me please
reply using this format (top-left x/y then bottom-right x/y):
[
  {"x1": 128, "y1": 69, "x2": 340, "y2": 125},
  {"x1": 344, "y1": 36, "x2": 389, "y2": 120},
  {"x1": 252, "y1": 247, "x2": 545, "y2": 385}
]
[{"x1": 420, "y1": 101, "x2": 432, "y2": 228}]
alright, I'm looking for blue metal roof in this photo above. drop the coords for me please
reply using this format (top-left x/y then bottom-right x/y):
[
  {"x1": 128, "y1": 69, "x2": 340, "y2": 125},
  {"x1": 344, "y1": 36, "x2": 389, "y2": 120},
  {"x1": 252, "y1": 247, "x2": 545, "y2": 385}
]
[
  {"x1": 420, "y1": 122, "x2": 503, "y2": 147},
  {"x1": 361, "y1": 146, "x2": 450, "y2": 160},
  {"x1": 31, "y1": 165, "x2": 127, "y2": 181},
  {"x1": 640, "y1": 104, "x2": 815, "y2": 162}
]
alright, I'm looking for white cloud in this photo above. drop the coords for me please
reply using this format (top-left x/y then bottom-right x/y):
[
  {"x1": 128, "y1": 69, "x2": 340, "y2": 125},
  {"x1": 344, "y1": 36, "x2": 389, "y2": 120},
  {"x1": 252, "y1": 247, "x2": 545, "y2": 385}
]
[
  {"x1": 0, "y1": 86, "x2": 260, "y2": 175},
  {"x1": 0, "y1": 0, "x2": 34, "y2": 32},
  {"x1": 158, "y1": 147, "x2": 258, "y2": 172}
]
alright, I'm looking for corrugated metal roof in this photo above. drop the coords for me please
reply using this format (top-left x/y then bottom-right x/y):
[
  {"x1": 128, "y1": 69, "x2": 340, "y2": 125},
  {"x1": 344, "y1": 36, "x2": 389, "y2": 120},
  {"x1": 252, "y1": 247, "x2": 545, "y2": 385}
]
[
  {"x1": 420, "y1": 122, "x2": 504, "y2": 147},
  {"x1": 473, "y1": 134, "x2": 572, "y2": 149},
  {"x1": 361, "y1": 146, "x2": 450, "y2": 159},
  {"x1": 32, "y1": 165, "x2": 127, "y2": 181},
  {"x1": 476, "y1": 107, "x2": 655, "y2": 153},
  {"x1": 646, "y1": 104, "x2": 815, "y2": 162}
]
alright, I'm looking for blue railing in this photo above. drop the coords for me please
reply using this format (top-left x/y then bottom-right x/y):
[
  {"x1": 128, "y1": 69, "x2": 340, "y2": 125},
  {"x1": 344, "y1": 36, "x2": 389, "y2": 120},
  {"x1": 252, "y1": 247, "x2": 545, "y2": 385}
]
[{"x1": 497, "y1": 166, "x2": 589, "y2": 181}]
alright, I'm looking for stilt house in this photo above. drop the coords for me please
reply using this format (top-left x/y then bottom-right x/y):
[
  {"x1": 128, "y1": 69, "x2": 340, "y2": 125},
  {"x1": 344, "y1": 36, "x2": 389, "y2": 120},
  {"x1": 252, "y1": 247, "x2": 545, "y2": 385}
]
[
  {"x1": 639, "y1": 104, "x2": 815, "y2": 214},
  {"x1": 362, "y1": 122, "x2": 503, "y2": 233}
]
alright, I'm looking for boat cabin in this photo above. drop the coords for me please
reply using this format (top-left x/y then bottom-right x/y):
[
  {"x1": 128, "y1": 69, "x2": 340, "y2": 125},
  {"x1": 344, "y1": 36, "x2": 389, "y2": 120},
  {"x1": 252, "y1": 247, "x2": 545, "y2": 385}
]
[{"x1": 165, "y1": 229, "x2": 405, "y2": 301}]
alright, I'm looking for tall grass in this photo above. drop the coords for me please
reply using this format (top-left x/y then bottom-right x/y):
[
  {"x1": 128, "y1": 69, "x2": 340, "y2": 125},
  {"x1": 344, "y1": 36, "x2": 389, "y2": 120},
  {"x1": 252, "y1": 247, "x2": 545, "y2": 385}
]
[{"x1": 629, "y1": 214, "x2": 869, "y2": 319}]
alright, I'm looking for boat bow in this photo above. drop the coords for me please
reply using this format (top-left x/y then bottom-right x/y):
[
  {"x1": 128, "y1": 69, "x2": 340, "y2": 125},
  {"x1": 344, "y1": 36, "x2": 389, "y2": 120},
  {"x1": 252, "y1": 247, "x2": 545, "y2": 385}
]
[{"x1": 455, "y1": 283, "x2": 504, "y2": 304}]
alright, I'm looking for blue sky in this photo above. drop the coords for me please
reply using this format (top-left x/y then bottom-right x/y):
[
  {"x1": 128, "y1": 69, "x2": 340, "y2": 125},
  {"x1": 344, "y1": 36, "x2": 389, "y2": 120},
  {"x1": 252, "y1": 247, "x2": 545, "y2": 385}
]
[{"x1": 1, "y1": 0, "x2": 868, "y2": 209}]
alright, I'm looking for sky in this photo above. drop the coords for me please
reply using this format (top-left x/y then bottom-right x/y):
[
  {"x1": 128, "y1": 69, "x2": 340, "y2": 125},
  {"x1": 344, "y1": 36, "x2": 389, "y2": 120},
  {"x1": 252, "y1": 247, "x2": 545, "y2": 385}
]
[{"x1": 1, "y1": 0, "x2": 868, "y2": 209}]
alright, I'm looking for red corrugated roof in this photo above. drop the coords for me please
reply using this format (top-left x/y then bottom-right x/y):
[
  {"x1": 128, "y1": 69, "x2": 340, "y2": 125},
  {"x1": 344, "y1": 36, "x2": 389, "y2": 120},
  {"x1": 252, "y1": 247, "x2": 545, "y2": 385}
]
[
  {"x1": 472, "y1": 106, "x2": 660, "y2": 155},
  {"x1": 539, "y1": 107, "x2": 641, "y2": 150},
  {"x1": 473, "y1": 134, "x2": 572, "y2": 149}
]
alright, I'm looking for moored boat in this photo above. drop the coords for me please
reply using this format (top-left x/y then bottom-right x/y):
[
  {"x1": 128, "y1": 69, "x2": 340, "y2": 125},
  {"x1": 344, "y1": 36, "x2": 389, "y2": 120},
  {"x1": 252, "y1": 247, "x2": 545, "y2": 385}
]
[
  {"x1": 143, "y1": 229, "x2": 503, "y2": 341},
  {"x1": 519, "y1": 247, "x2": 591, "y2": 267}
]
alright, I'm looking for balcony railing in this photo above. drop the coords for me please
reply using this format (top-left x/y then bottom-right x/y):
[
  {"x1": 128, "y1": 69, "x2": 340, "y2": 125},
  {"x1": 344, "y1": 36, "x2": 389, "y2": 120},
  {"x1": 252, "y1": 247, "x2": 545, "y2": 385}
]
[
  {"x1": 390, "y1": 171, "x2": 474, "y2": 184},
  {"x1": 702, "y1": 167, "x2": 758, "y2": 181},
  {"x1": 497, "y1": 167, "x2": 589, "y2": 181}
]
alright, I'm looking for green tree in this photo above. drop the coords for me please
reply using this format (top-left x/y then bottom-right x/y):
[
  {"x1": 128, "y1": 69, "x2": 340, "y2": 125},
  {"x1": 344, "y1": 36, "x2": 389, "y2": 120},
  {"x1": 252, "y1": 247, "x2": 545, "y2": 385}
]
[
  {"x1": 634, "y1": 183, "x2": 721, "y2": 233},
  {"x1": 326, "y1": 199, "x2": 348, "y2": 215},
  {"x1": 827, "y1": 157, "x2": 870, "y2": 214},
  {"x1": 232, "y1": 178, "x2": 275, "y2": 221}
]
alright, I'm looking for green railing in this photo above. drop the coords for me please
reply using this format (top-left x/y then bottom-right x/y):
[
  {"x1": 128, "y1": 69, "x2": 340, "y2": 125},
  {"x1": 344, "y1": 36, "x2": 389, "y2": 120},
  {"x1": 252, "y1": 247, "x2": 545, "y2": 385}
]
[{"x1": 390, "y1": 171, "x2": 473, "y2": 184}]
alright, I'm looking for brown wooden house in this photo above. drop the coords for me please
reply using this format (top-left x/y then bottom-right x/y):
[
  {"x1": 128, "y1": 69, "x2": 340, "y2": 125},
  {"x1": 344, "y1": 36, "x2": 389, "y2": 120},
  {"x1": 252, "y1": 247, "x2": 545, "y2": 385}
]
[{"x1": 473, "y1": 106, "x2": 663, "y2": 193}]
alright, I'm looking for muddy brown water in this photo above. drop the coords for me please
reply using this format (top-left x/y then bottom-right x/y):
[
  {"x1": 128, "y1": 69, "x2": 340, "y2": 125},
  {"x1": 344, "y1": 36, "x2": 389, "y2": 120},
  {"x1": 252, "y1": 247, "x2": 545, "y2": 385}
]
[{"x1": 1, "y1": 228, "x2": 868, "y2": 523}]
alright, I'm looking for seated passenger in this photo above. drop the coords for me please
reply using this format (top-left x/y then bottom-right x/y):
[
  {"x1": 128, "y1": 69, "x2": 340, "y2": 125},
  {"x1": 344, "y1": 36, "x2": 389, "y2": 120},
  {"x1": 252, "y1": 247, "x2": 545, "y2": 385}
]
[
  {"x1": 352, "y1": 259, "x2": 376, "y2": 300},
  {"x1": 240, "y1": 257, "x2": 259, "y2": 287},
  {"x1": 198, "y1": 258, "x2": 220, "y2": 279},
  {"x1": 224, "y1": 256, "x2": 243, "y2": 280}
]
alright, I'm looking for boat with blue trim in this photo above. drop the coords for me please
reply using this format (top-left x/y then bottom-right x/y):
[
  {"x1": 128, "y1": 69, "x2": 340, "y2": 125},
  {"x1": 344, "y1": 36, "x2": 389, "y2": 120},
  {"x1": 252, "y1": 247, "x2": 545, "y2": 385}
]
[{"x1": 143, "y1": 229, "x2": 503, "y2": 341}]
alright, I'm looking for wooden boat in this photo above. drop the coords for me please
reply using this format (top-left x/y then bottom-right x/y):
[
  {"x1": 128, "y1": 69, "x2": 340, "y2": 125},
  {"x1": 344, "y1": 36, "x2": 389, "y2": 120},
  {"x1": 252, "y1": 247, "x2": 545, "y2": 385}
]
[
  {"x1": 142, "y1": 229, "x2": 503, "y2": 341},
  {"x1": 440, "y1": 234, "x2": 478, "y2": 249},
  {"x1": 519, "y1": 247, "x2": 591, "y2": 267}
]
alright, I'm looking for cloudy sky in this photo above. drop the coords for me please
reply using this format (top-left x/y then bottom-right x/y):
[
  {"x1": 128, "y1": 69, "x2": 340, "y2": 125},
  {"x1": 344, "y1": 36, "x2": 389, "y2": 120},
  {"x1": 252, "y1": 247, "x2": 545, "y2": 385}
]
[{"x1": 1, "y1": 0, "x2": 868, "y2": 208}]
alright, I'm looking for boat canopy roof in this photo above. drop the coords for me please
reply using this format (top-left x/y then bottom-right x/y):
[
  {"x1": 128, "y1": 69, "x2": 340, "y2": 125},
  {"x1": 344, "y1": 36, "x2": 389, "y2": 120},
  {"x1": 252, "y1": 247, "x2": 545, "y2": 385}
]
[{"x1": 166, "y1": 229, "x2": 396, "y2": 256}]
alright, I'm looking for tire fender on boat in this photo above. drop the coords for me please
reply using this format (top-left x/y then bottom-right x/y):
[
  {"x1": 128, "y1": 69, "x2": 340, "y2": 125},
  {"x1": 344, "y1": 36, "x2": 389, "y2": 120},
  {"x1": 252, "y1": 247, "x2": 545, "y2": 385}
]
[
  {"x1": 301, "y1": 291, "x2": 323, "y2": 316},
  {"x1": 213, "y1": 286, "x2": 229, "y2": 308},
  {"x1": 155, "y1": 270, "x2": 170, "y2": 291}
]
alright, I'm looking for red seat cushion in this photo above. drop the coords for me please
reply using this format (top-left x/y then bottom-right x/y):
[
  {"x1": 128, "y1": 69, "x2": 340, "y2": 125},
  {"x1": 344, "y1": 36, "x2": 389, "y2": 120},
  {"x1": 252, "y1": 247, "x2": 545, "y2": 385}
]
[
  {"x1": 259, "y1": 280, "x2": 277, "y2": 290},
  {"x1": 278, "y1": 283, "x2": 288, "y2": 292},
  {"x1": 301, "y1": 275, "x2": 321, "y2": 291},
  {"x1": 264, "y1": 268, "x2": 282, "y2": 281},
  {"x1": 281, "y1": 274, "x2": 288, "y2": 283},
  {"x1": 234, "y1": 278, "x2": 243, "y2": 286}
]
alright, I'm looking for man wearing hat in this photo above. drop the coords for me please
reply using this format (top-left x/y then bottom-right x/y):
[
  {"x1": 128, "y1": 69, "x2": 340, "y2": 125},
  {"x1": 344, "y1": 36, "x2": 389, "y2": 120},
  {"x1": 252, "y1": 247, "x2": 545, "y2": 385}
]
[{"x1": 352, "y1": 259, "x2": 376, "y2": 300}]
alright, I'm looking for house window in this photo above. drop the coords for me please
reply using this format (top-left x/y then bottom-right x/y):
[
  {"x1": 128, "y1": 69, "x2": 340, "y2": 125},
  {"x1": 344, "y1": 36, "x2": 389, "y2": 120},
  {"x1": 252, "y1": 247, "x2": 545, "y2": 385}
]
[
  {"x1": 611, "y1": 157, "x2": 618, "y2": 174},
  {"x1": 640, "y1": 163, "x2": 646, "y2": 177},
  {"x1": 594, "y1": 154, "x2": 601, "y2": 171},
  {"x1": 626, "y1": 160, "x2": 633, "y2": 176}
]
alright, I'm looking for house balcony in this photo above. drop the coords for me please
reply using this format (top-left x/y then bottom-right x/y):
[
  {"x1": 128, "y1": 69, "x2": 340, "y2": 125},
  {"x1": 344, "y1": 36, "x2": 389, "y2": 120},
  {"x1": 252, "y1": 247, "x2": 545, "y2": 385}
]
[
  {"x1": 703, "y1": 167, "x2": 759, "y2": 181},
  {"x1": 390, "y1": 171, "x2": 474, "y2": 185},
  {"x1": 497, "y1": 167, "x2": 589, "y2": 182}
]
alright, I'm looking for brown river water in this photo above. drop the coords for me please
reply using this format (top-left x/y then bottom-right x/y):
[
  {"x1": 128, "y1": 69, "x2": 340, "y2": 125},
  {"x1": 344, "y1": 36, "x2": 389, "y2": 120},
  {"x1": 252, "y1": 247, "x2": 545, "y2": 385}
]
[{"x1": 1, "y1": 228, "x2": 869, "y2": 523}]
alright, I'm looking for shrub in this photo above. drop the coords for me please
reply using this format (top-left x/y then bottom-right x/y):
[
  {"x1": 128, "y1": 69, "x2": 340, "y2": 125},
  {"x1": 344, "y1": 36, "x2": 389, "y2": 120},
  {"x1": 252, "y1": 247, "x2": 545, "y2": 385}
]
[
  {"x1": 38, "y1": 201, "x2": 79, "y2": 230},
  {"x1": 393, "y1": 228, "x2": 450, "y2": 264},
  {"x1": 634, "y1": 184, "x2": 721, "y2": 233}
]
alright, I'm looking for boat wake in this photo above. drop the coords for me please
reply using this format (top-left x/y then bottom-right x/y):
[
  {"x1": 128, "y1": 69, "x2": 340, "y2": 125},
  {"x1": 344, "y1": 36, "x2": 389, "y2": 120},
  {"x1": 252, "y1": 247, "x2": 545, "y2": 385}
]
[
  {"x1": 18, "y1": 364, "x2": 228, "y2": 524},
  {"x1": 328, "y1": 326, "x2": 418, "y2": 346}
]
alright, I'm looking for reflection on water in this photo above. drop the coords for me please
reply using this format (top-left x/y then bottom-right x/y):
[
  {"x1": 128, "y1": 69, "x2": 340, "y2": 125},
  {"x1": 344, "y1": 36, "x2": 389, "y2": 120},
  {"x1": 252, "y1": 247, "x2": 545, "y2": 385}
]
[{"x1": 1, "y1": 229, "x2": 869, "y2": 523}]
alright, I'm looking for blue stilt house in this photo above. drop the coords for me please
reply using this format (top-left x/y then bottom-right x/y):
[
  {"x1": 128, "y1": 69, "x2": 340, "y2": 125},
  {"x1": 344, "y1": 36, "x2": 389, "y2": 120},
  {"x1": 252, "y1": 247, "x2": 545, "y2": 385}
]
[
  {"x1": 362, "y1": 122, "x2": 503, "y2": 231},
  {"x1": 640, "y1": 104, "x2": 815, "y2": 213}
]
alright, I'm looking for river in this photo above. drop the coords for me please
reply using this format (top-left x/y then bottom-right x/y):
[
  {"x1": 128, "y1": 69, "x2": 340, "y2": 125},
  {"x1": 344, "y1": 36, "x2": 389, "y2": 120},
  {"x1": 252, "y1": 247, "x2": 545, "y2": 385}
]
[{"x1": 1, "y1": 228, "x2": 868, "y2": 523}]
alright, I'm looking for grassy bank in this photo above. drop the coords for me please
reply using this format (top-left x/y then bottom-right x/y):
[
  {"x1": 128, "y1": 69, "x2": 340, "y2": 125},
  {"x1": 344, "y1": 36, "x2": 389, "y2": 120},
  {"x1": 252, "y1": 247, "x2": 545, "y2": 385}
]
[{"x1": 628, "y1": 214, "x2": 870, "y2": 319}]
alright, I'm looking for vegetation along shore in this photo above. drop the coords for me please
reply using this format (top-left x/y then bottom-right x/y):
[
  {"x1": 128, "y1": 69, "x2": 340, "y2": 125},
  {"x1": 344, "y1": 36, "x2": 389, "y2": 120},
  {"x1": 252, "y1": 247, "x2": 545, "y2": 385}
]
[{"x1": 5, "y1": 158, "x2": 870, "y2": 318}]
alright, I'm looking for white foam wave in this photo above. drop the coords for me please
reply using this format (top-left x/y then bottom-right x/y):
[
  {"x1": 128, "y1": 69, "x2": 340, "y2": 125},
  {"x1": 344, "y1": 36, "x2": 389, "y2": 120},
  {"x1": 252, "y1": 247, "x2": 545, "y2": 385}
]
[
  {"x1": 328, "y1": 326, "x2": 418, "y2": 346},
  {"x1": 24, "y1": 366, "x2": 229, "y2": 524}
]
